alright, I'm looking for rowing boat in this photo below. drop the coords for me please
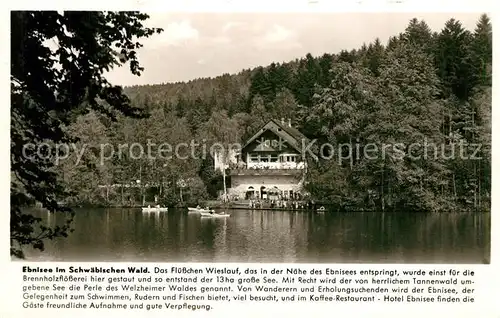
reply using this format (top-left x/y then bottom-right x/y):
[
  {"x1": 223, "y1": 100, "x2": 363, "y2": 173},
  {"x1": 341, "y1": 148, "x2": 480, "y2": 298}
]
[
  {"x1": 142, "y1": 206, "x2": 169, "y2": 212},
  {"x1": 200, "y1": 211, "x2": 230, "y2": 218},
  {"x1": 188, "y1": 207, "x2": 214, "y2": 213}
]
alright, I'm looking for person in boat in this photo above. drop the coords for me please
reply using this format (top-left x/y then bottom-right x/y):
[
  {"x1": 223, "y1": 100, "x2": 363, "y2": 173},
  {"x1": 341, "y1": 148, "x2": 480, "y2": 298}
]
[{"x1": 196, "y1": 205, "x2": 201, "y2": 209}]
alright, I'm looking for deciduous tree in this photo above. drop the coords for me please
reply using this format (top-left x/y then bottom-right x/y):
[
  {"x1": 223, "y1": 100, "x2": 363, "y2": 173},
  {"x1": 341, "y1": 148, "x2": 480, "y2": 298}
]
[{"x1": 11, "y1": 11, "x2": 162, "y2": 258}]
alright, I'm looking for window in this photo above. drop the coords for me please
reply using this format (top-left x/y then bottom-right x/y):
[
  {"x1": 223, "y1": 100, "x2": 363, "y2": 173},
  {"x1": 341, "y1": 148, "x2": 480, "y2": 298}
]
[
  {"x1": 249, "y1": 154, "x2": 259, "y2": 163},
  {"x1": 260, "y1": 156, "x2": 269, "y2": 163},
  {"x1": 270, "y1": 155, "x2": 278, "y2": 162}
]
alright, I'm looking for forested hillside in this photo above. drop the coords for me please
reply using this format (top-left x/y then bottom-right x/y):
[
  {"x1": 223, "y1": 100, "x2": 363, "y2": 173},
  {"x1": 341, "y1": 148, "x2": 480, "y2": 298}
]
[{"x1": 59, "y1": 15, "x2": 492, "y2": 212}]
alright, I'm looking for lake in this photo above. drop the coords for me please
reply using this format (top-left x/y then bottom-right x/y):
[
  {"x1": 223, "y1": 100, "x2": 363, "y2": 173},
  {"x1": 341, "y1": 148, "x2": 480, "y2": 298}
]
[{"x1": 22, "y1": 208, "x2": 490, "y2": 263}]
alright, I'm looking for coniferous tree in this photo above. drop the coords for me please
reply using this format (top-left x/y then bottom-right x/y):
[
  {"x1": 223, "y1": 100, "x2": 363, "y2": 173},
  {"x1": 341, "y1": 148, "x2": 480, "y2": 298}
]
[
  {"x1": 470, "y1": 14, "x2": 492, "y2": 87},
  {"x1": 434, "y1": 19, "x2": 475, "y2": 100}
]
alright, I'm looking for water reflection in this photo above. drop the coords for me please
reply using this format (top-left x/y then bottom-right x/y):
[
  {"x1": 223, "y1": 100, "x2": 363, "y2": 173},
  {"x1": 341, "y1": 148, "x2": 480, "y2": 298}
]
[{"x1": 22, "y1": 208, "x2": 490, "y2": 263}]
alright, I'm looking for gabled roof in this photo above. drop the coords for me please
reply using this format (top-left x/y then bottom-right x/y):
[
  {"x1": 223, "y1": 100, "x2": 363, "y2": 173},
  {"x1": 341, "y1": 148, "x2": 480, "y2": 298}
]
[
  {"x1": 271, "y1": 119, "x2": 309, "y2": 142},
  {"x1": 241, "y1": 119, "x2": 314, "y2": 158}
]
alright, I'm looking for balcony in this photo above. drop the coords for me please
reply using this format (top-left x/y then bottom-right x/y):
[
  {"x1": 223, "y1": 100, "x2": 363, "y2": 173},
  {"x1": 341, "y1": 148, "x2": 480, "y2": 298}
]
[{"x1": 227, "y1": 162, "x2": 305, "y2": 176}]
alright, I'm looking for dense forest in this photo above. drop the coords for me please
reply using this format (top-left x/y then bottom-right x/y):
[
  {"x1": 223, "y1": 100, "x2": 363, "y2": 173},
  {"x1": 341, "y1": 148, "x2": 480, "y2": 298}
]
[{"x1": 58, "y1": 15, "x2": 492, "y2": 212}]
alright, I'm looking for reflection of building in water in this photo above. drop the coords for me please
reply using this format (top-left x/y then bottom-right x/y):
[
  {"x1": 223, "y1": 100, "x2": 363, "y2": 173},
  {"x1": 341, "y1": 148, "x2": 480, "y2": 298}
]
[
  {"x1": 245, "y1": 211, "x2": 308, "y2": 262},
  {"x1": 213, "y1": 218, "x2": 228, "y2": 260},
  {"x1": 214, "y1": 119, "x2": 315, "y2": 201}
]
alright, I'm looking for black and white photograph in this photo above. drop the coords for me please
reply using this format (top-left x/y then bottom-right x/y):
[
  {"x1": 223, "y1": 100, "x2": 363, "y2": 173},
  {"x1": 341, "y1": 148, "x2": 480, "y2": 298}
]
[{"x1": 11, "y1": 11, "x2": 491, "y2": 263}]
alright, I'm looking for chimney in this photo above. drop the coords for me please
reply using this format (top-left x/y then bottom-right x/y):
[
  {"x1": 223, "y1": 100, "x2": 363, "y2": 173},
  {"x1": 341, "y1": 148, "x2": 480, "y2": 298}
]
[
  {"x1": 288, "y1": 118, "x2": 291, "y2": 127},
  {"x1": 281, "y1": 118, "x2": 285, "y2": 125}
]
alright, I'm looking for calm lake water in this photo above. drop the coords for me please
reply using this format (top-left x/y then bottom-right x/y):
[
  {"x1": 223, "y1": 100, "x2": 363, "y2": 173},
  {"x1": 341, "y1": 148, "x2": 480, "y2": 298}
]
[{"x1": 23, "y1": 208, "x2": 490, "y2": 263}]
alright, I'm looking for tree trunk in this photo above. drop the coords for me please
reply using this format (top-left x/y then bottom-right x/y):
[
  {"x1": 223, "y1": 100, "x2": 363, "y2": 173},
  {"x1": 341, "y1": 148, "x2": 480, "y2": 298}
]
[
  {"x1": 159, "y1": 177, "x2": 163, "y2": 196},
  {"x1": 452, "y1": 173, "x2": 457, "y2": 199},
  {"x1": 381, "y1": 165, "x2": 385, "y2": 212},
  {"x1": 222, "y1": 165, "x2": 227, "y2": 202},
  {"x1": 449, "y1": 112, "x2": 452, "y2": 144},
  {"x1": 387, "y1": 171, "x2": 392, "y2": 209},
  {"x1": 473, "y1": 163, "x2": 477, "y2": 209},
  {"x1": 472, "y1": 111, "x2": 477, "y2": 209},
  {"x1": 478, "y1": 160, "x2": 481, "y2": 208}
]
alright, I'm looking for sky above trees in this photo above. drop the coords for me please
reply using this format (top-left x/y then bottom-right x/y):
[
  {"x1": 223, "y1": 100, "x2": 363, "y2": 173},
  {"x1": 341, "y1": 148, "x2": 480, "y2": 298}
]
[{"x1": 105, "y1": 12, "x2": 480, "y2": 86}]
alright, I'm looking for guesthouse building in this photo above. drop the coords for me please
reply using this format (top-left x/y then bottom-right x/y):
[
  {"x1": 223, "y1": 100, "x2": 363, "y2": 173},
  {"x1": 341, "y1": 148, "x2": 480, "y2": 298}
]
[{"x1": 214, "y1": 119, "x2": 314, "y2": 201}]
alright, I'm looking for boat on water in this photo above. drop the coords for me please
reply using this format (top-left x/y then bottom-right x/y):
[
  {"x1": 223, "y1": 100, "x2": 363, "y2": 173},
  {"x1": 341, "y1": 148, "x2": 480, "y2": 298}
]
[
  {"x1": 316, "y1": 206, "x2": 326, "y2": 213},
  {"x1": 142, "y1": 205, "x2": 169, "y2": 212},
  {"x1": 188, "y1": 206, "x2": 215, "y2": 213},
  {"x1": 200, "y1": 211, "x2": 230, "y2": 218}
]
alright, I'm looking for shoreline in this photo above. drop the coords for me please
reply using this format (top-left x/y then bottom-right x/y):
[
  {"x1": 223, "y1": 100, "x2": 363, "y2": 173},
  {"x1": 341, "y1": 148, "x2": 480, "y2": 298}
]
[{"x1": 31, "y1": 204, "x2": 491, "y2": 213}]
